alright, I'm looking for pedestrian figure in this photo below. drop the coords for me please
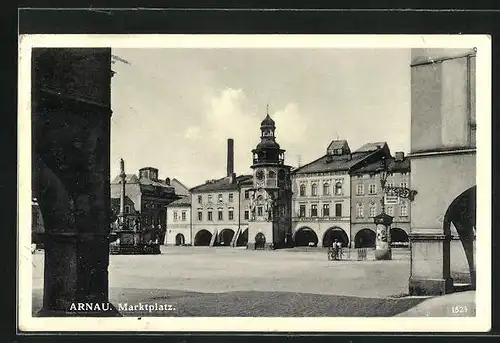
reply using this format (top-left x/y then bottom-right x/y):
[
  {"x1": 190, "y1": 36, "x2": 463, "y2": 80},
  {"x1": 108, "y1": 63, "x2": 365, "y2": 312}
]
[
  {"x1": 336, "y1": 240, "x2": 343, "y2": 260},
  {"x1": 332, "y1": 239, "x2": 339, "y2": 260}
]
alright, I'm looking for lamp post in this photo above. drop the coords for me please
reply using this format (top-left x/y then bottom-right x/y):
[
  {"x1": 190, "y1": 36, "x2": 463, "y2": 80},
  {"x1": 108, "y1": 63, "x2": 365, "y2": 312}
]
[{"x1": 374, "y1": 156, "x2": 394, "y2": 260}]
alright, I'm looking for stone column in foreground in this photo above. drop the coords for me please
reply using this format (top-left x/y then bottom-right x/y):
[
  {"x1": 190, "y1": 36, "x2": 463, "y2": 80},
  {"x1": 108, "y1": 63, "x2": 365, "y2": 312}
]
[{"x1": 32, "y1": 48, "x2": 120, "y2": 316}]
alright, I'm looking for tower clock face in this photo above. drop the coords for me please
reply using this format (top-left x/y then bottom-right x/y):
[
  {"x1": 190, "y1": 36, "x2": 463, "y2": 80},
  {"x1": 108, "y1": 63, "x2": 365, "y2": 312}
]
[{"x1": 256, "y1": 169, "x2": 265, "y2": 181}]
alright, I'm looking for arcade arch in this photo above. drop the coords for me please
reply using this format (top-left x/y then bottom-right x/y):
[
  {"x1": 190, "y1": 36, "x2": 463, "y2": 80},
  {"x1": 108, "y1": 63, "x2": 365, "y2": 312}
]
[
  {"x1": 194, "y1": 229, "x2": 212, "y2": 246},
  {"x1": 237, "y1": 228, "x2": 248, "y2": 247},
  {"x1": 322, "y1": 227, "x2": 349, "y2": 248},
  {"x1": 175, "y1": 233, "x2": 185, "y2": 246},
  {"x1": 354, "y1": 228, "x2": 376, "y2": 248},
  {"x1": 390, "y1": 227, "x2": 409, "y2": 247},
  {"x1": 218, "y1": 229, "x2": 235, "y2": 246},
  {"x1": 444, "y1": 186, "x2": 476, "y2": 288},
  {"x1": 293, "y1": 227, "x2": 319, "y2": 247}
]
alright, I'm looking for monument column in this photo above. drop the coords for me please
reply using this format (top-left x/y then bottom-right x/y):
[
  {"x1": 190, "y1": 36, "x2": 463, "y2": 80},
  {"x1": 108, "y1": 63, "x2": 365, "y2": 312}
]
[{"x1": 33, "y1": 48, "x2": 120, "y2": 315}]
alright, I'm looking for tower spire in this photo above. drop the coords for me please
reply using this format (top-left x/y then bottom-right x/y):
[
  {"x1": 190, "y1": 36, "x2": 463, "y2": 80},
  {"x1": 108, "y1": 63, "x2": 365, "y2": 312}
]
[{"x1": 266, "y1": 104, "x2": 269, "y2": 116}]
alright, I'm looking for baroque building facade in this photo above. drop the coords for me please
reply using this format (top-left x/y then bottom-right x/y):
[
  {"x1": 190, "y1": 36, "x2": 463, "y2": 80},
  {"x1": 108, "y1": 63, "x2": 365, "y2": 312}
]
[{"x1": 350, "y1": 149, "x2": 411, "y2": 248}]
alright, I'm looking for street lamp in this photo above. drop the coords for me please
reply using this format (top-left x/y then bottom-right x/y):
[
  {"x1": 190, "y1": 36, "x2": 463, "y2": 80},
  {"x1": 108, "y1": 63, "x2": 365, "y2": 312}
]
[{"x1": 374, "y1": 156, "x2": 393, "y2": 260}]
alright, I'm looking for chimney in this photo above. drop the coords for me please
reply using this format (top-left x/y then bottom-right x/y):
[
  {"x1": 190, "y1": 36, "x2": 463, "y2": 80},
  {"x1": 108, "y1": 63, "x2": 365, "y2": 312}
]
[
  {"x1": 395, "y1": 151, "x2": 405, "y2": 161},
  {"x1": 165, "y1": 177, "x2": 171, "y2": 186},
  {"x1": 227, "y1": 138, "x2": 234, "y2": 177},
  {"x1": 229, "y1": 172, "x2": 236, "y2": 184}
]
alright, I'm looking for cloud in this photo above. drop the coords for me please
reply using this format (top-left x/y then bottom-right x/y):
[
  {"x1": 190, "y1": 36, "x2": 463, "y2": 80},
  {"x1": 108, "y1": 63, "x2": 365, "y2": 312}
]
[
  {"x1": 180, "y1": 88, "x2": 311, "y2": 183},
  {"x1": 184, "y1": 126, "x2": 201, "y2": 140}
]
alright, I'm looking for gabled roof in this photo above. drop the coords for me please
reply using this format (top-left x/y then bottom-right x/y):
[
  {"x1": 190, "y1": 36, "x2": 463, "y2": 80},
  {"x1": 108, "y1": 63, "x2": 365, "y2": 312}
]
[
  {"x1": 292, "y1": 151, "x2": 373, "y2": 175},
  {"x1": 110, "y1": 174, "x2": 139, "y2": 184},
  {"x1": 111, "y1": 173, "x2": 175, "y2": 190},
  {"x1": 327, "y1": 140, "x2": 350, "y2": 154},
  {"x1": 170, "y1": 177, "x2": 189, "y2": 194},
  {"x1": 167, "y1": 195, "x2": 192, "y2": 207},
  {"x1": 354, "y1": 142, "x2": 388, "y2": 153},
  {"x1": 190, "y1": 174, "x2": 253, "y2": 193},
  {"x1": 351, "y1": 156, "x2": 410, "y2": 175}
]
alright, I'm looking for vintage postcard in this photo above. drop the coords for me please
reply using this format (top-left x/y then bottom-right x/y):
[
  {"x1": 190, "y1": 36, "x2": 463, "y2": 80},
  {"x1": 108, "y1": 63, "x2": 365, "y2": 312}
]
[{"x1": 18, "y1": 34, "x2": 491, "y2": 332}]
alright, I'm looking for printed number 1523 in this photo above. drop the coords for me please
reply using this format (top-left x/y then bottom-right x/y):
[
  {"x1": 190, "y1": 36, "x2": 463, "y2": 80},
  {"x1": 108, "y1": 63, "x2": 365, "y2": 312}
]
[{"x1": 451, "y1": 305, "x2": 468, "y2": 314}]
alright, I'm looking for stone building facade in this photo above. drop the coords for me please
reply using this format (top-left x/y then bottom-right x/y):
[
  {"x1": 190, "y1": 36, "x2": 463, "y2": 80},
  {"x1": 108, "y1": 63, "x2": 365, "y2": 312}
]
[
  {"x1": 190, "y1": 138, "x2": 253, "y2": 246},
  {"x1": 165, "y1": 195, "x2": 192, "y2": 246},
  {"x1": 408, "y1": 48, "x2": 477, "y2": 295},
  {"x1": 350, "y1": 149, "x2": 411, "y2": 248},
  {"x1": 291, "y1": 140, "x2": 395, "y2": 248},
  {"x1": 110, "y1": 164, "x2": 181, "y2": 243}
]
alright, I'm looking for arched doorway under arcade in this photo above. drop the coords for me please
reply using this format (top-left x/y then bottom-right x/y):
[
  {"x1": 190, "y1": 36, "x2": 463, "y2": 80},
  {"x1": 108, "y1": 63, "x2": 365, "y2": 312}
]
[
  {"x1": 354, "y1": 228, "x2": 376, "y2": 248},
  {"x1": 293, "y1": 227, "x2": 319, "y2": 247},
  {"x1": 194, "y1": 229, "x2": 212, "y2": 246},
  {"x1": 217, "y1": 229, "x2": 235, "y2": 246},
  {"x1": 322, "y1": 227, "x2": 349, "y2": 248}
]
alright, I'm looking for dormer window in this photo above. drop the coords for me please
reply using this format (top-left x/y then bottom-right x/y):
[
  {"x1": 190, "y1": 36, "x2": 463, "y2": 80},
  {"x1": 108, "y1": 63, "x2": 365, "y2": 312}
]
[{"x1": 336, "y1": 148, "x2": 342, "y2": 155}]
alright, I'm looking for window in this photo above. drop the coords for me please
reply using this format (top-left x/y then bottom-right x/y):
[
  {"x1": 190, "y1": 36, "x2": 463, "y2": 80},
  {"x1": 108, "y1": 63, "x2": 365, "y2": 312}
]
[
  {"x1": 322, "y1": 204, "x2": 330, "y2": 217},
  {"x1": 386, "y1": 182, "x2": 394, "y2": 188},
  {"x1": 369, "y1": 184, "x2": 377, "y2": 194},
  {"x1": 400, "y1": 182, "x2": 407, "y2": 189},
  {"x1": 228, "y1": 209, "x2": 234, "y2": 220},
  {"x1": 369, "y1": 203, "x2": 376, "y2": 217},
  {"x1": 244, "y1": 190, "x2": 250, "y2": 199},
  {"x1": 173, "y1": 211, "x2": 178, "y2": 221},
  {"x1": 208, "y1": 211, "x2": 213, "y2": 221},
  {"x1": 244, "y1": 210, "x2": 249, "y2": 220},
  {"x1": 208, "y1": 195, "x2": 213, "y2": 203},
  {"x1": 400, "y1": 202, "x2": 408, "y2": 217},
  {"x1": 218, "y1": 194, "x2": 223, "y2": 203},
  {"x1": 198, "y1": 211, "x2": 202, "y2": 221},
  {"x1": 356, "y1": 184, "x2": 364, "y2": 195},
  {"x1": 181, "y1": 211, "x2": 186, "y2": 221},
  {"x1": 300, "y1": 184, "x2": 306, "y2": 197},
  {"x1": 124, "y1": 205, "x2": 130, "y2": 214},
  {"x1": 228, "y1": 193, "x2": 233, "y2": 202},
  {"x1": 268, "y1": 170, "x2": 276, "y2": 178},
  {"x1": 386, "y1": 206, "x2": 394, "y2": 216},
  {"x1": 198, "y1": 195, "x2": 202, "y2": 204},
  {"x1": 335, "y1": 182, "x2": 342, "y2": 195},
  {"x1": 323, "y1": 183, "x2": 330, "y2": 195},
  {"x1": 356, "y1": 203, "x2": 364, "y2": 218},
  {"x1": 218, "y1": 209, "x2": 223, "y2": 221},
  {"x1": 311, "y1": 184, "x2": 318, "y2": 196},
  {"x1": 335, "y1": 203, "x2": 342, "y2": 217},
  {"x1": 336, "y1": 148, "x2": 343, "y2": 155},
  {"x1": 311, "y1": 204, "x2": 318, "y2": 217},
  {"x1": 299, "y1": 205, "x2": 306, "y2": 217},
  {"x1": 257, "y1": 206, "x2": 263, "y2": 216}
]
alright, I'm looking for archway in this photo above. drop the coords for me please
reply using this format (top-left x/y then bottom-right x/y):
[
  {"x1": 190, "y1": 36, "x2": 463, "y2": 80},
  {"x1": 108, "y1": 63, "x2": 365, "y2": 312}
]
[
  {"x1": 175, "y1": 233, "x2": 185, "y2": 246},
  {"x1": 444, "y1": 186, "x2": 476, "y2": 288},
  {"x1": 293, "y1": 227, "x2": 319, "y2": 247},
  {"x1": 255, "y1": 233, "x2": 266, "y2": 250},
  {"x1": 390, "y1": 227, "x2": 409, "y2": 247},
  {"x1": 236, "y1": 228, "x2": 248, "y2": 246},
  {"x1": 354, "y1": 228, "x2": 376, "y2": 248},
  {"x1": 322, "y1": 227, "x2": 349, "y2": 248},
  {"x1": 218, "y1": 229, "x2": 235, "y2": 246},
  {"x1": 194, "y1": 229, "x2": 212, "y2": 246}
]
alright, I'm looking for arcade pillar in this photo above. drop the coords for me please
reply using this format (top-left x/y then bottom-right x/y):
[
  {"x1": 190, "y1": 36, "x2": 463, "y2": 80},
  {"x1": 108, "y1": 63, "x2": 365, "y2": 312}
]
[{"x1": 32, "y1": 48, "x2": 119, "y2": 316}]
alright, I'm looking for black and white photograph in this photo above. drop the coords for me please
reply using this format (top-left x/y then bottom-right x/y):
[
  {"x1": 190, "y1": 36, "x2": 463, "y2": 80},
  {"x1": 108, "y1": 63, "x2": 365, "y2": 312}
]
[{"x1": 18, "y1": 34, "x2": 491, "y2": 332}]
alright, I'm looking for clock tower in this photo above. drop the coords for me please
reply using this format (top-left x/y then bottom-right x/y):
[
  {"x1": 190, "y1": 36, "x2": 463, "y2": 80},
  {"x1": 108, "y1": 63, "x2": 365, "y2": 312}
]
[{"x1": 247, "y1": 109, "x2": 293, "y2": 250}]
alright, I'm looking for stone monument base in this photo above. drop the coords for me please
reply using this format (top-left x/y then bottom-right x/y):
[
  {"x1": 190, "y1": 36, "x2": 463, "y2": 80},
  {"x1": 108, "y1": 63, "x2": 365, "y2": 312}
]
[
  {"x1": 409, "y1": 277, "x2": 454, "y2": 296},
  {"x1": 374, "y1": 249, "x2": 392, "y2": 260}
]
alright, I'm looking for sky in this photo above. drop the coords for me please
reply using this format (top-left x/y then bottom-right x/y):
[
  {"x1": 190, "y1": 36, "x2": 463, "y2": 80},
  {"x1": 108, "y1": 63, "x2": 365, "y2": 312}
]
[{"x1": 110, "y1": 48, "x2": 411, "y2": 188}]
